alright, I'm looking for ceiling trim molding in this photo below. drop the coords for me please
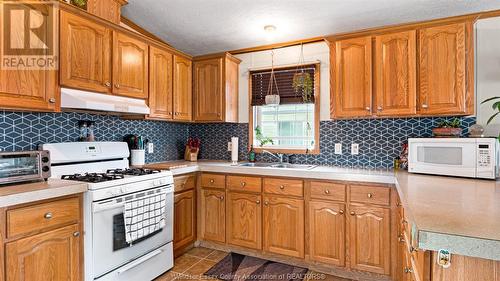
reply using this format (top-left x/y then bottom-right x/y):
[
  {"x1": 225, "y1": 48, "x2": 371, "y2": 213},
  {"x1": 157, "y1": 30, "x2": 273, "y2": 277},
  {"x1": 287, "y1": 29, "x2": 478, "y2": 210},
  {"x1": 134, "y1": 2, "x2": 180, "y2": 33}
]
[{"x1": 227, "y1": 36, "x2": 326, "y2": 55}]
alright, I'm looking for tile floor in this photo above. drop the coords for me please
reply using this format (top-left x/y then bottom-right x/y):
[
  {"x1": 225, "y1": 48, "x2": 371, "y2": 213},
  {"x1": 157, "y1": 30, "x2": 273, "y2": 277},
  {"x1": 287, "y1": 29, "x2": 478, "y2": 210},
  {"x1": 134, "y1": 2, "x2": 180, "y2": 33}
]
[{"x1": 155, "y1": 247, "x2": 353, "y2": 281}]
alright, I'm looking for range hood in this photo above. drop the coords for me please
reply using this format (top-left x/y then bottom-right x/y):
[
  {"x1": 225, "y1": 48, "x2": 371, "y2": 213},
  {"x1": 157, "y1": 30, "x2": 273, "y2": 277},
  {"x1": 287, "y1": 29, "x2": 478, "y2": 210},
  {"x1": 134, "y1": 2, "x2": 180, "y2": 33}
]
[{"x1": 61, "y1": 88, "x2": 150, "y2": 115}]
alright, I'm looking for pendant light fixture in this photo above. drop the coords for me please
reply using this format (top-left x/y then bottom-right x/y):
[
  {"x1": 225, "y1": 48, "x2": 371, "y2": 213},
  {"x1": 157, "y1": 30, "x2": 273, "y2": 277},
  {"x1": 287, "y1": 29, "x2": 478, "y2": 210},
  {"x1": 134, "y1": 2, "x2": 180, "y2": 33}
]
[{"x1": 265, "y1": 50, "x2": 280, "y2": 106}]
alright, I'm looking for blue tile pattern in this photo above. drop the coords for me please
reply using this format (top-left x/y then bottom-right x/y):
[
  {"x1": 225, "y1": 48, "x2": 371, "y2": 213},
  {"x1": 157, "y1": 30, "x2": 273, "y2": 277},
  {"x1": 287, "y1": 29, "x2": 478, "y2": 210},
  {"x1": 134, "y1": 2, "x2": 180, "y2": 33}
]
[
  {"x1": 0, "y1": 111, "x2": 189, "y2": 163},
  {"x1": 190, "y1": 117, "x2": 476, "y2": 169}
]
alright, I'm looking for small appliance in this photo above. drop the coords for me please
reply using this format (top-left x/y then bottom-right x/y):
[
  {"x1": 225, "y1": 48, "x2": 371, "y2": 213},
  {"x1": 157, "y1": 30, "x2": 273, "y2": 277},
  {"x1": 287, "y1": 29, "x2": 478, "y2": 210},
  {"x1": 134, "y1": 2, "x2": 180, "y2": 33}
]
[
  {"x1": 0, "y1": 150, "x2": 51, "y2": 185},
  {"x1": 408, "y1": 138, "x2": 499, "y2": 179}
]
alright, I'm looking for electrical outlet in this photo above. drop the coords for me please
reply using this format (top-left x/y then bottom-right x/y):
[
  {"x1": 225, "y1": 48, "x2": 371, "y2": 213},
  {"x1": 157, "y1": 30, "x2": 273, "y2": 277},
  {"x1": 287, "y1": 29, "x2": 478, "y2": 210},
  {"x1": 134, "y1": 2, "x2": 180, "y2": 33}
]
[
  {"x1": 335, "y1": 143, "x2": 342, "y2": 155},
  {"x1": 147, "y1": 142, "x2": 154, "y2": 154},
  {"x1": 228, "y1": 142, "x2": 232, "y2": 151},
  {"x1": 351, "y1": 143, "x2": 359, "y2": 155}
]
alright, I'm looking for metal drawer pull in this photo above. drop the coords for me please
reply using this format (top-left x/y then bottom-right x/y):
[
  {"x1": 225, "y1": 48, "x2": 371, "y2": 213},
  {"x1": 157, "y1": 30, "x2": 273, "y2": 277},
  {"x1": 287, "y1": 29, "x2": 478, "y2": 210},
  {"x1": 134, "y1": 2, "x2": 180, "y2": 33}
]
[
  {"x1": 73, "y1": 231, "x2": 80, "y2": 237},
  {"x1": 279, "y1": 185, "x2": 285, "y2": 190},
  {"x1": 264, "y1": 201, "x2": 269, "y2": 206},
  {"x1": 324, "y1": 189, "x2": 330, "y2": 194},
  {"x1": 219, "y1": 196, "x2": 224, "y2": 201},
  {"x1": 48, "y1": 98, "x2": 56, "y2": 103},
  {"x1": 339, "y1": 210, "x2": 344, "y2": 215},
  {"x1": 44, "y1": 212, "x2": 53, "y2": 219},
  {"x1": 105, "y1": 81, "x2": 111, "y2": 87},
  {"x1": 210, "y1": 179, "x2": 215, "y2": 183},
  {"x1": 422, "y1": 104, "x2": 428, "y2": 109},
  {"x1": 350, "y1": 211, "x2": 355, "y2": 216},
  {"x1": 367, "y1": 193, "x2": 373, "y2": 198},
  {"x1": 404, "y1": 267, "x2": 413, "y2": 274},
  {"x1": 256, "y1": 200, "x2": 260, "y2": 205},
  {"x1": 115, "y1": 84, "x2": 120, "y2": 88},
  {"x1": 241, "y1": 182, "x2": 246, "y2": 187}
]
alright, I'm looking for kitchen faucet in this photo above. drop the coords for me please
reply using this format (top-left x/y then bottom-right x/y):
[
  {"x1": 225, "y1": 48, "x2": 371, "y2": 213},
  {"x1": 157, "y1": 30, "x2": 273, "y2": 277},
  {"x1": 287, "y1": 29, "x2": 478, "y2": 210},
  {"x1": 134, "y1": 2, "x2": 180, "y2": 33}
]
[{"x1": 262, "y1": 150, "x2": 285, "y2": 163}]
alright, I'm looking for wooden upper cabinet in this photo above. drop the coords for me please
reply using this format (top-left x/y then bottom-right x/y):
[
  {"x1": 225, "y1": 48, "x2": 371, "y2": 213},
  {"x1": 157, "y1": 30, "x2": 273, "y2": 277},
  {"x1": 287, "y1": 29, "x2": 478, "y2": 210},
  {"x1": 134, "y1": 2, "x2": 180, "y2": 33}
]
[
  {"x1": 173, "y1": 55, "x2": 193, "y2": 121},
  {"x1": 149, "y1": 46, "x2": 173, "y2": 120},
  {"x1": 5, "y1": 224, "x2": 81, "y2": 281},
  {"x1": 194, "y1": 58, "x2": 223, "y2": 121},
  {"x1": 86, "y1": 0, "x2": 127, "y2": 24},
  {"x1": 173, "y1": 190, "x2": 196, "y2": 251},
  {"x1": 349, "y1": 204, "x2": 391, "y2": 275},
  {"x1": 419, "y1": 22, "x2": 472, "y2": 115},
  {"x1": 263, "y1": 196, "x2": 304, "y2": 258},
  {"x1": 227, "y1": 192, "x2": 262, "y2": 250},
  {"x1": 112, "y1": 32, "x2": 149, "y2": 99},
  {"x1": 375, "y1": 30, "x2": 417, "y2": 116},
  {"x1": 60, "y1": 11, "x2": 112, "y2": 94},
  {"x1": 193, "y1": 53, "x2": 240, "y2": 122},
  {"x1": 332, "y1": 36, "x2": 372, "y2": 118},
  {"x1": 309, "y1": 201, "x2": 345, "y2": 266},
  {"x1": 201, "y1": 189, "x2": 225, "y2": 243}
]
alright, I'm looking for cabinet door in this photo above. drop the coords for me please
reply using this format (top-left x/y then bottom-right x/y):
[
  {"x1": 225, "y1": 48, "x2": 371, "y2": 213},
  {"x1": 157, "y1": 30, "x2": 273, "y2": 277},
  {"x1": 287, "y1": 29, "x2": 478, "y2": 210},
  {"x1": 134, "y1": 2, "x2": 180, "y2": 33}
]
[
  {"x1": 112, "y1": 32, "x2": 149, "y2": 99},
  {"x1": 0, "y1": 14, "x2": 57, "y2": 112},
  {"x1": 173, "y1": 55, "x2": 193, "y2": 121},
  {"x1": 263, "y1": 196, "x2": 304, "y2": 258},
  {"x1": 332, "y1": 36, "x2": 372, "y2": 118},
  {"x1": 149, "y1": 46, "x2": 173, "y2": 120},
  {"x1": 375, "y1": 30, "x2": 417, "y2": 116},
  {"x1": 419, "y1": 22, "x2": 468, "y2": 115},
  {"x1": 201, "y1": 189, "x2": 225, "y2": 243},
  {"x1": 60, "y1": 11, "x2": 111, "y2": 94},
  {"x1": 309, "y1": 201, "x2": 345, "y2": 266},
  {"x1": 174, "y1": 190, "x2": 196, "y2": 251},
  {"x1": 349, "y1": 205, "x2": 391, "y2": 275},
  {"x1": 6, "y1": 224, "x2": 81, "y2": 281},
  {"x1": 194, "y1": 58, "x2": 223, "y2": 121},
  {"x1": 227, "y1": 192, "x2": 262, "y2": 250}
]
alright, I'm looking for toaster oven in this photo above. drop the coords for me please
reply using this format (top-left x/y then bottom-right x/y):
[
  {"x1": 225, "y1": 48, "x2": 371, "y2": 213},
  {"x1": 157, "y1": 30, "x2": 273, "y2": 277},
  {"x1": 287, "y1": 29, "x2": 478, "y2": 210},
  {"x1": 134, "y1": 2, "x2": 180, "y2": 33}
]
[{"x1": 0, "y1": 151, "x2": 51, "y2": 185}]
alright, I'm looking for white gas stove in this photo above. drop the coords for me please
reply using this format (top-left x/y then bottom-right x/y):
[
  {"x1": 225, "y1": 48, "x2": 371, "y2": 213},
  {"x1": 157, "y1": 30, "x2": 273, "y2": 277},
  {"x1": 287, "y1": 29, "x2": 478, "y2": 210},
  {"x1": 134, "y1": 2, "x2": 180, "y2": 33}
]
[{"x1": 40, "y1": 142, "x2": 174, "y2": 281}]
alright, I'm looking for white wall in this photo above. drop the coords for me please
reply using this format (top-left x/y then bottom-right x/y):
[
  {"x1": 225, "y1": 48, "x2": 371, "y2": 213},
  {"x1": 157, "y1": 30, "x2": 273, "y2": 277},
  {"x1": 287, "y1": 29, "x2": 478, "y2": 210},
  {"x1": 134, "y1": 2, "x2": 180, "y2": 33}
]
[
  {"x1": 234, "y1": 42, "x2": 330, "y2": 123},
  {"x1": 476, "y1": 17, "x2": 500, "y2": 137}
]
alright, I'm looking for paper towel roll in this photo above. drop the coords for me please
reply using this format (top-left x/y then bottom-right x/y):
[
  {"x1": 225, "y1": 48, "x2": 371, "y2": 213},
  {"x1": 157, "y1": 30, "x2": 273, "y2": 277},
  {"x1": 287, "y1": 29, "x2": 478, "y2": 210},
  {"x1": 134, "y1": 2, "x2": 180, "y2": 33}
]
[{"x1": 231, "y1": 137, "x2": 239, "y2": 164}]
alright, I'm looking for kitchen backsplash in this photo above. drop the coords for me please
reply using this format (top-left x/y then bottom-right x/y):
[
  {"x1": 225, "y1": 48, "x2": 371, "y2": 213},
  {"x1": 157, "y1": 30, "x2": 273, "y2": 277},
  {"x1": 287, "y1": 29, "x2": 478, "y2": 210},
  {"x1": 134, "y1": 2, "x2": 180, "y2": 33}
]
[
  {"x1": 0, "y1": 111, "x2": 189, "y2": 163},
  {"x1": 190, "y1": 117, "x2": 476, "y2": 169},
  {"x1": 0, "y1": 111, "x2": 475, "y2": 168}
]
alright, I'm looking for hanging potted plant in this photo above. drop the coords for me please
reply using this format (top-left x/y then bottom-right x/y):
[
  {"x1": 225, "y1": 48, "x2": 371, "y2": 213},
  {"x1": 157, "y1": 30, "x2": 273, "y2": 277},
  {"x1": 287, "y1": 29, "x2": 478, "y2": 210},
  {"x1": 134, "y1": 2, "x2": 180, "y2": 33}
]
[
  {"x1": 292, "y1": 44, "x2": 314, "y2": 103},
  {"x1": 264, "y1": 50, "x2": 280, "y2": 106}
]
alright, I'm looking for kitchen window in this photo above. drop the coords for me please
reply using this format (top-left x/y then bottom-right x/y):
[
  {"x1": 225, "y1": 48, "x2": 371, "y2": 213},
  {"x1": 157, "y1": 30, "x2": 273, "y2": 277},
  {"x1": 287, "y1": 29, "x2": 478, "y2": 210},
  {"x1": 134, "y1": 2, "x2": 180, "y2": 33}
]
[{"x1": 249, "y1": 63, "x2": 320, "y2": 154}]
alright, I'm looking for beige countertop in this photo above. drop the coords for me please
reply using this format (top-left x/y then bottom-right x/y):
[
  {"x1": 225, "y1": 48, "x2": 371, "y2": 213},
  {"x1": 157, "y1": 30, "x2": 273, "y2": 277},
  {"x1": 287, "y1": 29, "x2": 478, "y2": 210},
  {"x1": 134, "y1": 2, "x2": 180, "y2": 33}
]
[
  {"x1": 0, "y1": 179, "x2": 87, "y2": 208},
  {"x1": 145, "y1": 160, "x2": 500, "y2": 260}
]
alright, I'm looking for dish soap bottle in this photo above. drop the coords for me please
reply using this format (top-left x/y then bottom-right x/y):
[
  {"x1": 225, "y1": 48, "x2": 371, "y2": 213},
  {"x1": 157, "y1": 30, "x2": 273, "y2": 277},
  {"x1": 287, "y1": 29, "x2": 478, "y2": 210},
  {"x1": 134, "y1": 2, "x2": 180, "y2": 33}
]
[{"x1": 249, "y1": 145, "x2": 256, "y2": 163}]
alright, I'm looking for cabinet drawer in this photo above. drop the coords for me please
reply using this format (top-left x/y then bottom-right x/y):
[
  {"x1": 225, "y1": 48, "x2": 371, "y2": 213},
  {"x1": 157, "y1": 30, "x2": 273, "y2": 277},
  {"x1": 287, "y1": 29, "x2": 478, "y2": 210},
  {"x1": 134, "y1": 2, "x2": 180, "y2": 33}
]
[
  {"x1": 7, "y1": 197, "x2": 80, "y2": 238},
  {"x1": 350, "y1": 184, "x2": 390, "y2": 206},
  {"x1": 264, "y1": 178, "x2": 303, "y2": 197},
  {"x1": 201, "y1": 173, "x2": 225, "y2": 189},
  {"x1": 227, "y1": 176, "x2": 262, "y2": 193},
  {"x1": 310, "y1": 181, "x2": 346, "y2": 201},
  {"x1": 174, "y1": 174, "x2": 196, "y2": 192}
]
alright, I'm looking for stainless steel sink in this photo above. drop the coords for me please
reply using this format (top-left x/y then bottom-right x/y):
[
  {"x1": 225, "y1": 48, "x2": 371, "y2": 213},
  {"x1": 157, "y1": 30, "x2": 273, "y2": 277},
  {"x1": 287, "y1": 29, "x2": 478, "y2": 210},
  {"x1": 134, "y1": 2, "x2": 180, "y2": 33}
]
[{"x1": 238, "y1": 162, "x2": 317, "y2": 170}]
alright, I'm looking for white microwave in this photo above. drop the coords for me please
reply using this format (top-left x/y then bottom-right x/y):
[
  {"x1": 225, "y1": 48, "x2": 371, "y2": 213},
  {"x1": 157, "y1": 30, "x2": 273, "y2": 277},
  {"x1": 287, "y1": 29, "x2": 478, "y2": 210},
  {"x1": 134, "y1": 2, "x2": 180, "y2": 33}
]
[{"x1": 408, "y1": 138, "x2": 499, "y2": 179}]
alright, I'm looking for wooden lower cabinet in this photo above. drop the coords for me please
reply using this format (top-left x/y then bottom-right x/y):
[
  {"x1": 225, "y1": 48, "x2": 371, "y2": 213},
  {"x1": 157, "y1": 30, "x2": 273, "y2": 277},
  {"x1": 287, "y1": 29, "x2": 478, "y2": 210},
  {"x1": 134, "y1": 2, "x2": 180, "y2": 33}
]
[
  {"x1": 201, "y1": 189, "x2": 226, "y2": 243},
  {"x1": 226, "y1": 192, "x2": 262, "y2": 250},
  {"x1": 348, "y1": 204, "x2": 391, "y2": 275},
  {"x1": 173, "y1": 189, "x2": 196, "y2": 252},
  {"x1": 308, "y1": 201, "x2": 345, "y2": 266},
  {"x1": 263, "y1": 196, "x2": 304, "y2": 258}
]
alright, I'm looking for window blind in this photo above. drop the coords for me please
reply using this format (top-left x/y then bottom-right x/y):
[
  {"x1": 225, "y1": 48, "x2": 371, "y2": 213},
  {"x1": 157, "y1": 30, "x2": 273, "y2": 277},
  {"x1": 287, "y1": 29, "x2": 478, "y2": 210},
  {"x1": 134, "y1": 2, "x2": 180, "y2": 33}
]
[{"x1": 250, "y1": 64, "x2": 316, "y2": 106}]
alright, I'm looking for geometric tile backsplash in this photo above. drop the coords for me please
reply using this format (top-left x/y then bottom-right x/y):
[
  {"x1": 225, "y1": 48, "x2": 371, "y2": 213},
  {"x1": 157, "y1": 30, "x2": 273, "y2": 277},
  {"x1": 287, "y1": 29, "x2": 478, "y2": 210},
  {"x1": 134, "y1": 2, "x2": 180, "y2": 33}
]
[
  {"x1": 0, "y1": 110, "x2": 476, "y2": 168},
  {"x1": 0, "y1": 111, "x2": 189, "y2": 163},
  {"x1": 191, "y1": 116, "x2": 477, "y2": 169}
]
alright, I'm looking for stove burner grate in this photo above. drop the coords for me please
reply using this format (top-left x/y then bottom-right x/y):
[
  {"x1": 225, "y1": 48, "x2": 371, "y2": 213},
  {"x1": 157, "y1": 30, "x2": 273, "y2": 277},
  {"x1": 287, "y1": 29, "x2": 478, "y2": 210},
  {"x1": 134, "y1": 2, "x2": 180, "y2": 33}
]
[{"x1": 61, "y1": 173, "x2": 125, "y2": 183}]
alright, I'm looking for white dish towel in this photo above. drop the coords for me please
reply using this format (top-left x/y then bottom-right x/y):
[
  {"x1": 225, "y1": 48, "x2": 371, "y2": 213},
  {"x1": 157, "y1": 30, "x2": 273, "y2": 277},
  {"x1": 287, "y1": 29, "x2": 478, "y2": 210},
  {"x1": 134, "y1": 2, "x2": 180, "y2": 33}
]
[{"x1": 123, "y1": 192, "x2": 167, "y2": 244}]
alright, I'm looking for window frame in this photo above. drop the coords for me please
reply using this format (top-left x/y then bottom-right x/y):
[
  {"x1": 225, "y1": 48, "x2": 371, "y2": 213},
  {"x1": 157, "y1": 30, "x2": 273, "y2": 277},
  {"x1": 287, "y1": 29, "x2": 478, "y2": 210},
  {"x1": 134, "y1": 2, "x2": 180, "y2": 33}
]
[{"x1": 248, "y1": 63, "x2": 320, "y2": 155}]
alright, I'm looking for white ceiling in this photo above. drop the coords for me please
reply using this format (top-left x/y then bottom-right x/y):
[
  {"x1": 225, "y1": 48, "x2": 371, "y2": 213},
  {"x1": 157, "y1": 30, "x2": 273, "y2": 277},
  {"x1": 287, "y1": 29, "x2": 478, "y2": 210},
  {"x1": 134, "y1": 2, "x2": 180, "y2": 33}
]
[{"x1": 122, "y1": 0, "x2": 500, "y2": 56}]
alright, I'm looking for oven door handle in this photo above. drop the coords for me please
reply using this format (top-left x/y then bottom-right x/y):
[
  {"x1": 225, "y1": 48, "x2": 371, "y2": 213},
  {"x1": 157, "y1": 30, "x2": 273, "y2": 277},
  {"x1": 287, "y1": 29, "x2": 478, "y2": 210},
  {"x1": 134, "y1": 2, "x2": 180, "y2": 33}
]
[
  {"x1": 116, "y1": 248, "x2": 163, "y2": 275},
  {"x1": 93, "y1": 201, "x2": 124, "y2": 213}
]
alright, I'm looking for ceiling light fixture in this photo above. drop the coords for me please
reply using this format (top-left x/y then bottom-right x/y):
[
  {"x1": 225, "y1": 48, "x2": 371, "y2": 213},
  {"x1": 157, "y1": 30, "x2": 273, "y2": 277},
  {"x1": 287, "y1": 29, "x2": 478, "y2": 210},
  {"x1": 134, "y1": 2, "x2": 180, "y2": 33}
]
[{"x1": 264, "y1": 25, "x2": 277, "y2": 33}]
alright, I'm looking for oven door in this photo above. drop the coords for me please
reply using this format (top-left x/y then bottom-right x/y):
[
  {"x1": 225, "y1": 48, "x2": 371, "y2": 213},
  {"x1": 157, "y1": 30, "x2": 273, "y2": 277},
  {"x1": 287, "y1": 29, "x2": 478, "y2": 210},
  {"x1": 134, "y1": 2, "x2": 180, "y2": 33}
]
[
  {"x1": 92, "y1": 186, "x2": 173, "y2": 278},
  {"x1": 408, "y1": 139, "x2": 476, "y2": 178}
]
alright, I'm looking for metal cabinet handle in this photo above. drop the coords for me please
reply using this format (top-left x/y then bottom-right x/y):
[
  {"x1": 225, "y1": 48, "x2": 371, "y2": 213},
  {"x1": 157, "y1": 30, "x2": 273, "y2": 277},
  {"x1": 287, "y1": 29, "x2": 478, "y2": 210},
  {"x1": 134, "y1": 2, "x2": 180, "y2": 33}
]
[
  {"x1": 219, "y1": 196, "x2": 224, "y2": 201},
  {"x1": 73, "y1": 231, "x2": 80, "y2": 237},
  {"x1": 168, "y1": 112, "x2": 173, "y2": 115},
  {"x1": 48, "y1": 98, "x2": 56, "y2": 104},
  {"x1": 115, "y1": 84, "x2": 120, "y2": 88},
  {"x1": 422, "y1": 104, "x2": 428, "y2": 109},
  {"x1": 367, "y1": 193, "x2": 373, "y2": 198},
  {"x1": 350, "y1": 211, "x2": 355, "y2": 216},
  {"x1": 365, "y1": 107, "x2": 371, "y2": 111},
  {"x1": 105, "y1": 81, "x2": 111, "y2": 87},
  {"x1": 279, "y1": 185, "x2": 285, "y2": 190},
  {"x1": 324, "y1": 189, "x2": 330, "y2": 194},
  {"x1": 264, "y1": 201, "x2": 269, "y2": 206},
  {"x1": 404, "y1": 267, "x2": 413, "y2": 274},
  {"x1": 241, "y1": 182, "x2": 246, "y2": 187},
  {"x1": 256, "y1": 200, "x2": 260, "y2": 205},
  {"x1": 377, "y1": 106, "x2": 383, "y2": 111},
  {"x1": 210, "y1": 179, "x2": 215, "y2": 183},
  {"x1": 44, "y1": 212, "x2": 53, "y2": 219},
  {"x1": 339, "y1": 210, "x2": 344, "y2": 215}
]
